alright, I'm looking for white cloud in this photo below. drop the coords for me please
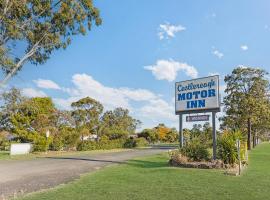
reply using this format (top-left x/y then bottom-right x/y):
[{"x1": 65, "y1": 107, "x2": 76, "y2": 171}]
[
  {"x1": 240, "y1": 45, "x2": 248, "y2": 51},
  {"x1": 53, "y1": 74, "x2": 160, "y2": 111},
  {"x1": 22, "y1": 88, "x2": 47, "y2": 97},
  {"x1": 158, "y1": 23, "x2": 186, "y2": 40},
  {"x1": 212, "y1": 50, "x2": 224, "y2": 59},
  {"x1": 144, "y1": 59, "x2": 198, "y2": 82},
  {"x1": 138, "y1": 99, "x2": 177, "y2": 122},
  {"x1": 34, "y1": 79, "x2": 61, "y2": 90}
]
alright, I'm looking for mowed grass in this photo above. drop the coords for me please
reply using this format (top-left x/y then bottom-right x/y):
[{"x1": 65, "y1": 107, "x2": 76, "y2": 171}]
[
  {"x1": 21, "y1": 143, "x2": 270, "y2": 200},
  {"x1": 0, "y1": 151, "x2": 9, "y2": 159}
]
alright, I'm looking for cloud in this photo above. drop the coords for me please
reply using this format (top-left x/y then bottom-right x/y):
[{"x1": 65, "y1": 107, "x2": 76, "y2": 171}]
[
  {"x1": 144, "y1": 59, "x2": 198, "y2": 82},
  {"x1": 53, "y1": 73, "x2": 161, "y2": 111},
  {"x1": 22, "y1": 88, "x2": 47, "y2": 97},
  {"x1": 34, "y1": 79, "x2": 61, "y2": 90},
  {"x1": 240, "y1": 45, "x2": 248, "y2": 51},
  {"x1": 158, "y1": 23, "x2": 186, "y2": 40},
  {"x1": 212, "y1": 50, "x2": 224, "y2": 59},
  {"x1": 138, "y1": 99, "x2": 177, "y2": 122}
]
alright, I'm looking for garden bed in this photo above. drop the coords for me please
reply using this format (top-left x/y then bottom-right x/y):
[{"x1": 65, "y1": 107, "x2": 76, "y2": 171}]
[{"x1": 169, "y1": 158, "x2": 224, "y2": 169}]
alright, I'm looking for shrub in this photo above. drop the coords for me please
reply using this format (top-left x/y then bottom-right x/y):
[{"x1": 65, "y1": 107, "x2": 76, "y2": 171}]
[
  {"x1": 134, "y1": 137, "x2": 148, "y2": 147},
  {"x1": 33, "y1": 136, "x2": 51, "y2": 152},
  {"x1": 124, "y1": 138, "x2": 136, "y2": 148},
  {"x1": 50, "y1": 137, "x2": 64, "y2": 151},
  {"x1": 180, "y1": 138, "x2": 210, "y2": 161},
  {"x1": 0, "y1": 136, "x2": 10, "y2": 151},
  {"x1": 217, "y1": 130, "x2": 242, "y2": 164},
  {"x1": 77, "y1": 138, "x2": 126, "y2": 151}
]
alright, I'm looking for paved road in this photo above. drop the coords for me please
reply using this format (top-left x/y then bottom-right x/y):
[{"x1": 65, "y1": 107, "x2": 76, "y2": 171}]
[{"x1": 0, "y1": 148, "x2": 170, "y2": 199}]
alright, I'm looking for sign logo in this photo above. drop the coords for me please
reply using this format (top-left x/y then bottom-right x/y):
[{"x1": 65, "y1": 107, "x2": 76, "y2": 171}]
[{"x1": 175, "y1": 75, "x2": 220, "y2": 114}]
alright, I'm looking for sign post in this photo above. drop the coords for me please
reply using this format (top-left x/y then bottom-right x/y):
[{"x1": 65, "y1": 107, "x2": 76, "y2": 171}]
[
  {"x1": 212, "y1": 111, "x2": 217, "y2": 160},
  {"x1": 175, "y1": 75, "x2": 220, "y2": 159},
  {"x1": 179, "y1": 114, "x2": 183, "y2": 148}
]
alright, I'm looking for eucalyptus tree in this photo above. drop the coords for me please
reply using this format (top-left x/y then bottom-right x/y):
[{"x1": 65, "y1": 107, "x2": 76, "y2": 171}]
[
  {"x1": 100, "y1": 107, "x2": 141, "y2": 139},
  {"x1": 71, "y1": 97, "x2": 103, "y2": 139},
  {"x1": 221, "y1": 66, "x2": 270, "y2": 149},
  {"x1": 0, "y1": 0, "x2": 101, "y2": 86}
]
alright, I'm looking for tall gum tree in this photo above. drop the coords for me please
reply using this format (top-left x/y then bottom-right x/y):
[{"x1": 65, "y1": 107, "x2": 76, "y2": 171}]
[
  {"x1": 0, "y1": 0, "x2": 101, "y2": 86},
  {"x1": 221, "y1": 66, "x2": 270, "y2": 150}
]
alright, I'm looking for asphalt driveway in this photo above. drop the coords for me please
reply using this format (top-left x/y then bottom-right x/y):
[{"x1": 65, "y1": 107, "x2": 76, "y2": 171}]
[{"x1": 0, "y1": 147, "x2": 170, "y2": 199}]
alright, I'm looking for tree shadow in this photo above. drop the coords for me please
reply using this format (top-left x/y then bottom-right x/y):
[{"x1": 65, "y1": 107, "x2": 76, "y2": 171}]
[
  {"x1": 44, "y1": 157, "x2": 126, "y2": 164},
  {"x1": 127, "y1": 159, "x2": 168, "y2": 169}
]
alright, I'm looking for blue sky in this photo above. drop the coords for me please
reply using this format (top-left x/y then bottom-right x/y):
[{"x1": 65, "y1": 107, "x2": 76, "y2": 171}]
[{"x1": 3, "y1": 0, "x2": 270, "y2": 130}]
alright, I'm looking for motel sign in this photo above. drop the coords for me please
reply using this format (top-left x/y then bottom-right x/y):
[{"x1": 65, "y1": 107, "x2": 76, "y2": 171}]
[
  {"x1": 175, "y1": 75, "x2": 220, "y2": 159},
  {"x1": 175, "y1": 75, "x2": 220, "y2": 113}
]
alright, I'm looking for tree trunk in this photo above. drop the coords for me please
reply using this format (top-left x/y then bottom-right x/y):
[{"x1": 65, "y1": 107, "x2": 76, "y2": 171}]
[
  {"x1": 247, "y1": 118, "x2": 252, "y2": 150},
  {"x1": 253, "y1": 135, "x2": 256, "y2": 148}
]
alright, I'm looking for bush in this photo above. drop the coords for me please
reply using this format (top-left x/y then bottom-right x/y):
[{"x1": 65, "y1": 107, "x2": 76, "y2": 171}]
[
  {"x1": 180, "y1": 138, "x2": 210, "y2": 161},
  {"x1": 0, "y1": 134, "x2": 10, "y2": 150},
  {"x1": 217, "y1": 130, "x2": 242, "y2": 164},
  {"x1": 33, "y1": 136, "x2": 51, "y2": 152},
  {"x1": 50, "y1": 127, "x2": 79, "y2": 151},
  {"x1": 134, "y1": 137, "x2": 148, "y2": 147},
  {"x1": 50, "y1": 137, "x2": 64, "y2": 151},
  {"x1": 77, "y1": 138, "x2": 126, "y2": 151},
  {"x1": 124, "y1": 138, "x2": 136, "y2": 148}
]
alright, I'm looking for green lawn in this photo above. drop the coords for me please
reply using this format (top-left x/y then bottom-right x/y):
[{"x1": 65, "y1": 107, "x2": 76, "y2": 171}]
[
  {"x1": 21, "y1": 143, "x2": 270, "y2": 200},
  {"x1": 0, "y1": 151, "x2": 9, "y2": 159}
]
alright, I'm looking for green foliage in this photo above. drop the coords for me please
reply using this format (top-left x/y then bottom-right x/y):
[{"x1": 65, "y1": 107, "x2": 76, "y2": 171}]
[
  {"x1": 123, "y1": 138, "x2": 136, "y2": 148},
  {"x1": 0, "y1": 0, "x2": 102, "y2": 84},
  {"x1": 138, "y1": 128, "x2": 158, "y2": 143},
  {"x1": 217, "y1": 130, "x2": 243, "y2": 164},
  {"x1": 100, "y1": 108, "x2": 140, "y2": 139},
  {"x1": 221, "y1": 66, "x2": 270, "y2": 148},
  {"x1": 71, "y1": 97, "x2": 103, "y2": 135},
  {"x1": 77, "y1": 138, "x2": 126, "y2": 151},
  {"x1": 51, "y1": 127, "x2": 79, "y2": 151},
  {"x1": 0, "y1": 89, "x2": 141, "y2": 152},
  {"x1": 134, "y1": 137, "x2": 148, "y2": 147},
  {"x1": 138, "y1": 124, "x2": 178, "y2": 143},
  {"x1": 0, "y1": 134, "x2": 10, "y2": 150},
  {"x1": 180, "y1": 138, "x2": 210, "y2": 161}
]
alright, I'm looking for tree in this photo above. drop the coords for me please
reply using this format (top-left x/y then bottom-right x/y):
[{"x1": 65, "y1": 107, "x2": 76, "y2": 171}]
[
  {"x1": 154, "y1": 123, "x2": 171, "y2": 142},
  {"x1": 0, "y1": 87, "x2": 25, "y2": 131},
  {"x1": 0, "y1": 0, "x2": 101, "y2": 86},
  {"x1": 221, "y1": 66, "x2": 270, "y2": 150},
  {"x1": 100, "y1": 107, "x2": 140, "y2": 139},
  {"x1": 138, "y1": 128, "x2": 158, "y2": 143},
  {"x1": 71, "y1": 97, "x2": 103, "y2": 139}
]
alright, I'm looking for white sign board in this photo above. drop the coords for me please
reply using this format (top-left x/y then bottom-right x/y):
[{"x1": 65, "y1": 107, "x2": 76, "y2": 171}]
[
  {"x1": 175, "y1": 75, "x2": 220, "y2": 114},
  {"x1": 10, "y1": 143, "x2": 32, "y2": 155}
]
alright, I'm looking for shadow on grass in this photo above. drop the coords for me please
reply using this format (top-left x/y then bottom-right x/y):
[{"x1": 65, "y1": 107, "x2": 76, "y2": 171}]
[
  {"x1": 44, "y1": 157, "x2": 126, "y2": 164},
  {"x1": 127, "y1": 159, "x2": 168, "y2": 169},
  {"x1": 43, "y1": 157, "x2": 168, "y2": 169}
]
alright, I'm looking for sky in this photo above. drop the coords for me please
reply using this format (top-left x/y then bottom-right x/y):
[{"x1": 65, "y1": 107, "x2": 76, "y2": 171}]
[{"x1": 2, "y1": 0, "x2": 270, "y2": 130}]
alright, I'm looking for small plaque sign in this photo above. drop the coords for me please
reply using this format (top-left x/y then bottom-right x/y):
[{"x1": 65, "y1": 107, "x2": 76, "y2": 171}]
[{"x1": 186, "y1": 115, "x2": 210, "y2": 122}]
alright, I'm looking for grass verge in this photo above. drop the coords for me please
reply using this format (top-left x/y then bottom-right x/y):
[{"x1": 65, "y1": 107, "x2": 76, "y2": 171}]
[{"x1": 20, "y1": 142, "x2": 270, "y2": 200}]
